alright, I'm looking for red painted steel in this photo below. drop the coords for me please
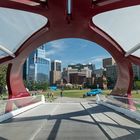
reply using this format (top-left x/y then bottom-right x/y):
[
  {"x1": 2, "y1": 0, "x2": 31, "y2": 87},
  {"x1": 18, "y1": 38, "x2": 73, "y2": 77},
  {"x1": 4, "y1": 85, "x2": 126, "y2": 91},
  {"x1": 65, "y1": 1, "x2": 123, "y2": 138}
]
[{"x1": 0, "y1": 0, "x2": 140, "y2": 98}]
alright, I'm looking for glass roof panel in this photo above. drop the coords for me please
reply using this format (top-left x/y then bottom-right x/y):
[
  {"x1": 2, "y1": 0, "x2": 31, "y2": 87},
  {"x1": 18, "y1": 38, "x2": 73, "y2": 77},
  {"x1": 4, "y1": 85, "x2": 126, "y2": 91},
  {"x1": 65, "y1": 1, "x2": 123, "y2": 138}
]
[
  {"x1": 92, "y1": 5, "x2": 140, "y2": 58},
  {"x1": 0, "y1": 7, "x2": 48, "y2": 58},
  {"x1": 0, "y1": 50, "x2": 8, "y2": 58},
  {"x1": 132, "y1": 49, "x2": 140, "y2": 57}
]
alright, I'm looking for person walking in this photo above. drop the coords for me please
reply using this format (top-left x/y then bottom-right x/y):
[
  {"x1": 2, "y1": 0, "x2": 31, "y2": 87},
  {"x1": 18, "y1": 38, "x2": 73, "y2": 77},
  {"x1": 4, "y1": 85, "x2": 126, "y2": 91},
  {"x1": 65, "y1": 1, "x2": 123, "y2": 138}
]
[
  {"x1": 60, "y1": 90, "x2": 63, "y2": 97},
  {"x1": 51, "y1": 92, "x2": 54, "y2": 98}
]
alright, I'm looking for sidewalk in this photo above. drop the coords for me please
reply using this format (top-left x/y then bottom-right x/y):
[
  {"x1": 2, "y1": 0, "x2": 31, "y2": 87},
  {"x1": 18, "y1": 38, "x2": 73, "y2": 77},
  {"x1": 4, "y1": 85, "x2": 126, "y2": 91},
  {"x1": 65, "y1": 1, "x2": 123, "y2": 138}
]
[
  {"x1": 50, "y1": 96, "x2": 96, "y2": 103},
  {"x1": 81, "y1": 102, "x2": 140, "y2": 140}
]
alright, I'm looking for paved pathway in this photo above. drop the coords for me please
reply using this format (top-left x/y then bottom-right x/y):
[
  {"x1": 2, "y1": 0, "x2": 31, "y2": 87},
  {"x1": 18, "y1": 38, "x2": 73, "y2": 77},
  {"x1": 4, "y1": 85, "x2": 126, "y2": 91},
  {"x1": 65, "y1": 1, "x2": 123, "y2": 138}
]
[
  {"x1": 0, "y1": 98, "x2": 140, "y2": 140},
  {"x1": 52, "y1": 96, "x2": 96, "y2": 103}
]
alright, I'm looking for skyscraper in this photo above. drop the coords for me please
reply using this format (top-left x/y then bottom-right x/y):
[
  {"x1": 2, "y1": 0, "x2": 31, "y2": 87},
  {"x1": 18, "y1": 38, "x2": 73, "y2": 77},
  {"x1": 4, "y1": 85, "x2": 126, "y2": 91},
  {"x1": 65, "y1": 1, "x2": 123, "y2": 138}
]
[
  {"x1": 62, "y1": 63, "x2": 93, "y2": 85},
  {"x1": 23, "y1": 45, "x2": 50, "y2": 83},
  {"x1": 50, "y1": 60, "x2": 62, "y2": 85},
  {"x1": 103, "y1": 58, "x2": 115, "y2": 69}
]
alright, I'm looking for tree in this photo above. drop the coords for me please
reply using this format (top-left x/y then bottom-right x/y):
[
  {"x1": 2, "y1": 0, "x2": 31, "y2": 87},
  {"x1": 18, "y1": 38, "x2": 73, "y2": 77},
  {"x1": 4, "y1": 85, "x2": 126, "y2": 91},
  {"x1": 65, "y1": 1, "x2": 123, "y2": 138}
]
[
  {"x1": 133, "y1": 76, "x2": 140, "y2": 93},
  {"x1": 107, "y1": 77, "x2": 114, "y2": 89},
  {"x1": 24, "y1": 80, "x2": 49, "y2": 91},
  {"x1": 0, "y1": 65, "x2": 7, "y2": 95}
]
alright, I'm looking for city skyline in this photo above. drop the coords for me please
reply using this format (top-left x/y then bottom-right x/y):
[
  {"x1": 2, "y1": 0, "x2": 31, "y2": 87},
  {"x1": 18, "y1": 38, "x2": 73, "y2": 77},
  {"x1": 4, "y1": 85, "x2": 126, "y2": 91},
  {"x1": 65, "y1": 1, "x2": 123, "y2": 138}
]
[{"x1": 45, "y1": 38, "x2": 111, "y2": 69}]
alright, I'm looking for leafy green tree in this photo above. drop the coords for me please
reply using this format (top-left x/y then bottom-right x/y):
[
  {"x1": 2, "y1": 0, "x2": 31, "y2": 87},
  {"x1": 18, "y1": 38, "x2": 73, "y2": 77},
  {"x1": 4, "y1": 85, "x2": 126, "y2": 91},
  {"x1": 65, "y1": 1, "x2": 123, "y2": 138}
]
[
  {"x1": 107, "y1": 77, "x2": 114, "y2": 89},
  {"x1": 133, "y1": 76, "x2": 139, "y2": 91},
  {"x1": 0, "y1": 65, "x2": 7, "y2": 95},
  {"x1": 24, "y1": 80, "x2": 49, "y2": 91},
  {"x1": 135, "y1": 81, "x2": 140, "y2": 89}
]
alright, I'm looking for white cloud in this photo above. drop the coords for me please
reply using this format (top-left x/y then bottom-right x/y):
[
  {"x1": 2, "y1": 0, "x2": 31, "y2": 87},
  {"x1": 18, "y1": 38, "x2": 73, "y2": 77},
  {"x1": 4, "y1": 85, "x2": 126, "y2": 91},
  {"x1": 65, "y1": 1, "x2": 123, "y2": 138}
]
[
  {"x1": 80, "y1": 44, "x2": 89, "y2": 48},
  {"x1": 62, "y1": 55, "x2": 109, "y2": 67},
  {"x1": 45, "y1": 50, "x2": 56, "y2": 56},
  {"x1": 78, "y1": 55, "x2": 109, "y2": 64},
  {"x1": 91, "y1": 57, "x2": 103, "y2": 63},
  {"x1": 45, "y1": 40, "x2": 67, "y2": 57}
]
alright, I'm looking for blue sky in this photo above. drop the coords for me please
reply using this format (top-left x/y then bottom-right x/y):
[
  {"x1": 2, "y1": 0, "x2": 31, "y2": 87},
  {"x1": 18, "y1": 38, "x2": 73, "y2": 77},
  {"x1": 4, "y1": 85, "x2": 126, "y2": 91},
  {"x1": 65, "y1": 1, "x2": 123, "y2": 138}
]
[{"x1": 45, "y1": 38, "x2": 111, "y2": 69}]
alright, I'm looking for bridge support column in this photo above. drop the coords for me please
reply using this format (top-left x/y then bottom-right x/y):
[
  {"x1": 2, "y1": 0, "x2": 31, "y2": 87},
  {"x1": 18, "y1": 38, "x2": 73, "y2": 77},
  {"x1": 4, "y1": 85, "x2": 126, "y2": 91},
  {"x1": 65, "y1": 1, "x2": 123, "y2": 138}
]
[
  {"x1": 7, "y1": 62, "x2": 29, "y2": 99},
  {"x1": 112, "y1": 60, "x2": 133, "y2": 96}
]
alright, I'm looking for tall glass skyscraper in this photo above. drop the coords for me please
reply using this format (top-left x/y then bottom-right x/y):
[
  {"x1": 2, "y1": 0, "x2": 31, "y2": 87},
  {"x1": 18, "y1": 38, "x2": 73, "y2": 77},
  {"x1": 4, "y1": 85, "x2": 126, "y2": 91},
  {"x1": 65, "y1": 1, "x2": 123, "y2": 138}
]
[
  {"x1": 23, "y1": 45, "x2": 50, "y2": 83},
  {"x1": 50, "y1": 60, "x2": 62, "y2": 85}
]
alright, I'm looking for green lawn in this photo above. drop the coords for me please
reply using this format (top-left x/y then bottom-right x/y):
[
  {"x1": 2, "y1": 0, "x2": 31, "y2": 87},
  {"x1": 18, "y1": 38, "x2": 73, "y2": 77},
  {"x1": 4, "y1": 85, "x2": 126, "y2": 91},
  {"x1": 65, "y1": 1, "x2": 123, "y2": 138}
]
[
  {"x1": 102, "y1": 90, "x2": 140, "y2": 98},
  {"x1": 131, "y1": 90, "x2": 140, "y2": 98},
  {"x1": 44, "y1": 89, "x2": 112, "y2": 98},
  {"x1": 136, "y1": 104, "x2": 140, "y2": 110},
  {"x1": 44, "y1": 89, "x2": 90, "y2": 98},
  {"x1": 49, "y1": 89, "x2": 140, "y2": 98},
  {"x1": 59, "y1": 89, "x2": 90, "y2": 98},
  {"x1": 1, "y1": 89, "x2": 140, "y2": 100}
]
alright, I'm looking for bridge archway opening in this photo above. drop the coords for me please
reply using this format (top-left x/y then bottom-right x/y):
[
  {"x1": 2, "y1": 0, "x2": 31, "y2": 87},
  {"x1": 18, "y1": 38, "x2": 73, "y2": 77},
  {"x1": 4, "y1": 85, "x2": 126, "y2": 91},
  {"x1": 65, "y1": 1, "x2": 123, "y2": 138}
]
[
  {"x1": 0, "y1": 1, "x2": 138, "y2": 98},
  {"x1": 23, "y1": 38, "x2": 119, "y2": 97}
]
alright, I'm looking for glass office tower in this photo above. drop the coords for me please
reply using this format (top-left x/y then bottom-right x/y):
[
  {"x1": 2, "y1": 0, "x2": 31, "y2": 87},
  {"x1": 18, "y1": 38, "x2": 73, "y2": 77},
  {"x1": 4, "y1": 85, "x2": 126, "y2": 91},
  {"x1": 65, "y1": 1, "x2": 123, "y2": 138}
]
[{"x1": 23, "y1": 45, "x2": 50, "y2": 83}]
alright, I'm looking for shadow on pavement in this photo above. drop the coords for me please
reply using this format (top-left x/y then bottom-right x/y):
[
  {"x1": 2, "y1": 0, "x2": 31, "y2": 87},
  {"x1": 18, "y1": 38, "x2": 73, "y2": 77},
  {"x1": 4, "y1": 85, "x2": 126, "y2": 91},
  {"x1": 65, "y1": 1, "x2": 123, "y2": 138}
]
[
  {"x1": 0, "y1": 137, "x2": 8, "y2": 140},
  {"x1": 1, "y1": 104, "x2": 140, "y2": 140}
]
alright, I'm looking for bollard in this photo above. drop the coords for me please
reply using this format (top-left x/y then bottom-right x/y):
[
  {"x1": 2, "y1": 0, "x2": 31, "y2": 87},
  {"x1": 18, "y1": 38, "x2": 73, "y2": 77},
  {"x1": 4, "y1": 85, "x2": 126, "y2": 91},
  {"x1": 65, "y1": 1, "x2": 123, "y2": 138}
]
[{"x1": 96, "y1": 94, "x2": 100, "y2": 104}]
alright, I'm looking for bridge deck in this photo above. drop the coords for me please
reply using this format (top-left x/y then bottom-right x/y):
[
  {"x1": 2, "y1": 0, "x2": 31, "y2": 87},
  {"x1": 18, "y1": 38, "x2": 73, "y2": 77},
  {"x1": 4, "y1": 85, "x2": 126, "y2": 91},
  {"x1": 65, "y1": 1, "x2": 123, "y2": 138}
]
[{"x1": 0, "y1": 101, "x2": 140, "y2": 140}]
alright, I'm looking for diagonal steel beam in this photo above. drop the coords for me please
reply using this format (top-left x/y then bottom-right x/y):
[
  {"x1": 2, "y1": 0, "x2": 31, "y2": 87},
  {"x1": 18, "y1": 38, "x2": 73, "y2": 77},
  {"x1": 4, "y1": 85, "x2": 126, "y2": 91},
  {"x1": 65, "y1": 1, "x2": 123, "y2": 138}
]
[
  {"x1": 125, "y1": 43, "x2": 140, "y2": 57},
  {"x1": 0, "y1": 44, "x2": 15, "y2": 58}
]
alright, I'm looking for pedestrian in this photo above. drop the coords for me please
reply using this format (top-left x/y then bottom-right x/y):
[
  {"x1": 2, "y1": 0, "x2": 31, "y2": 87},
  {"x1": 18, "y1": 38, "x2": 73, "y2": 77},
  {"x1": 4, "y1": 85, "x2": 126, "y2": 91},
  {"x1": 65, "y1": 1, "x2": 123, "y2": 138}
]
[
  {"x1": 60, "y1": 90, "x2": 63, "y2": 97},
  {"x1": 51, "y1": 92, "x2": 54, "y2": 98},
  {"x1": 47, "y1": 92, "x2": 50, "y2": 98}
]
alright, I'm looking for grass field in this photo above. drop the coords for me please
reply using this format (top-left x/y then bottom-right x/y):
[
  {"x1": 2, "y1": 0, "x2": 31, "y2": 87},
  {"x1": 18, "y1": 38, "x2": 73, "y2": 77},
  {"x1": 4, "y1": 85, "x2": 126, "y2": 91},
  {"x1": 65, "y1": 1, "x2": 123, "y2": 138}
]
[
  {"x1": 131, "y1": 90, "x2": 140, "y2": 98},
  {"x1": 136, "y1": 104, "x2": 140, "y2": 110},
  {"x1": 44, "y1": 89, "x2": 140, "y2": 98},
  {"x1": 52, "y1": 89, "x2": 90, "y2": 98},
  {"x1": 45, "y1": 89, "x2": 140, "y2": 99},
  {"x1": 1, "y1": 89, "x2": 140, "y2": 100}
]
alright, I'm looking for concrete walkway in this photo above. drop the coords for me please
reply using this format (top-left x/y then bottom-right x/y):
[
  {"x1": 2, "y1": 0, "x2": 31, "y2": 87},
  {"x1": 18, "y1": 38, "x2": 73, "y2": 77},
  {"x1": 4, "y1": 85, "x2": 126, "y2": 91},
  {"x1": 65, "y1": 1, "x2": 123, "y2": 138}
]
[
  {"x1": 0, "y1": 98, "x2": 140, "y2": 140},
  {"x1": 82, "y1": 102, "x2": 140, "y2": 140},
  {"x1": 51, "y1": 96, "x2": 96, "y2": 103}
]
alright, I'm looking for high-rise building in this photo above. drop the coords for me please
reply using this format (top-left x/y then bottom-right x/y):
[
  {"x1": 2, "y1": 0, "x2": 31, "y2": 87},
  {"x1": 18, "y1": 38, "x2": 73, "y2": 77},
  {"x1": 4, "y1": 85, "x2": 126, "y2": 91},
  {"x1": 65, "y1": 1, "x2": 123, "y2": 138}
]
[
  {"x1": 104, "y1": 62, "x2": 140, "y2": 81},
  {"x1": 132, "y1": 64, "x2": 140, "y2": 80},
  {"x1": 23, "y1": 45, "x2": 50, "y2": 83},
  {"x1": 106, "y1": 64, "x2": 118, "y2": 86},
  {"x1": 103, "y1": 58, "x2": 115, "y2": 69},
  {"x1": 62, "y1": 63, "x2": 93, "y2": 85},
  {"x1": 68, "y1": 63, "x2": 95, "y2": 71},
  {"x1": 50, "y1": 60, "x2": 62, "y2": 85},
  {"x1": 93, "y1": 68, "x2": 104, "y2": 78},
  {"x1": 102, "y1": 58, "x2": 116, "y2": 88},
  {"x1": 69, "y1": 73, "x2": 86, "y2": 85}
]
